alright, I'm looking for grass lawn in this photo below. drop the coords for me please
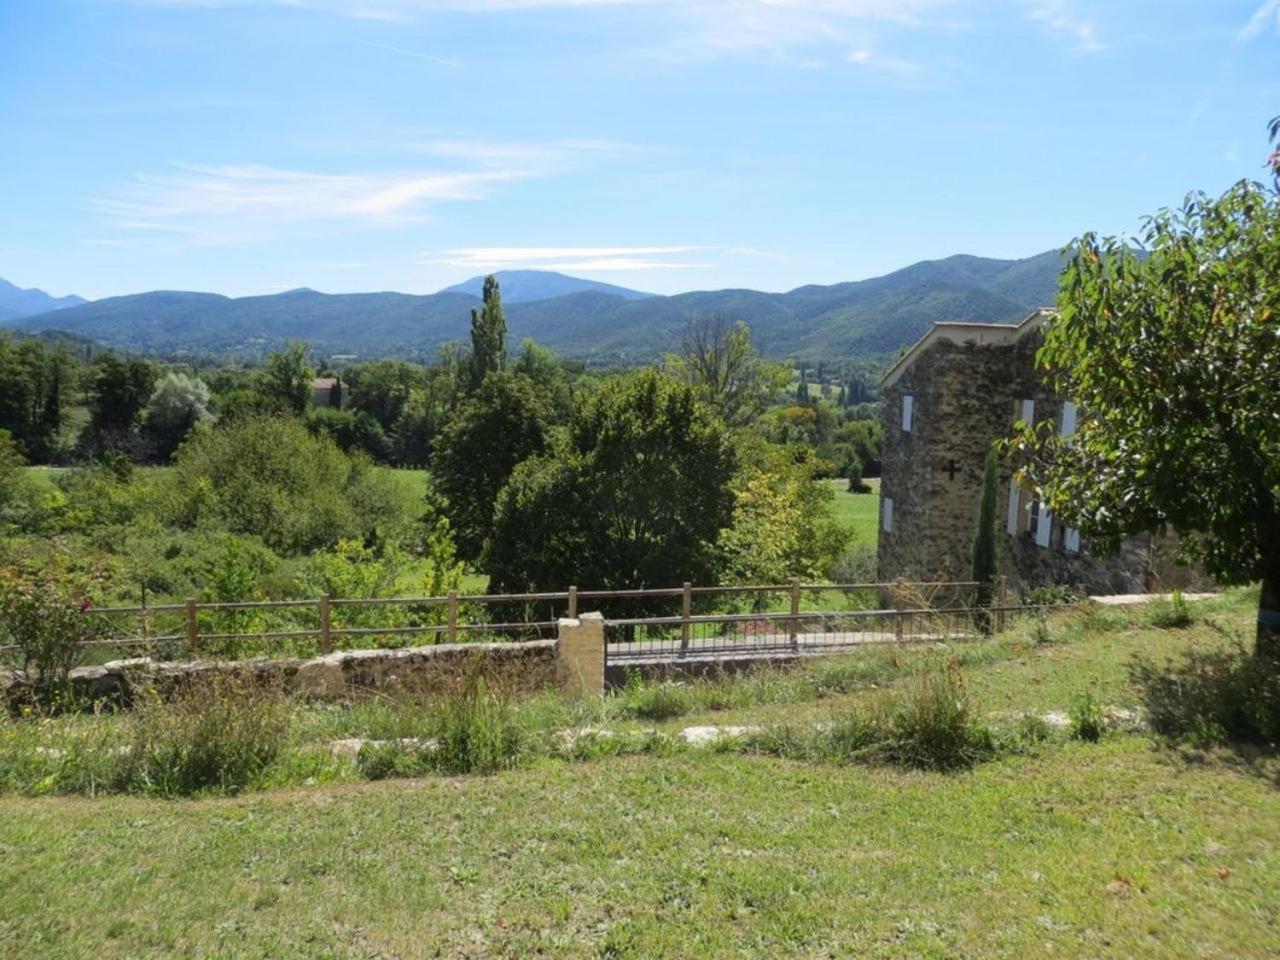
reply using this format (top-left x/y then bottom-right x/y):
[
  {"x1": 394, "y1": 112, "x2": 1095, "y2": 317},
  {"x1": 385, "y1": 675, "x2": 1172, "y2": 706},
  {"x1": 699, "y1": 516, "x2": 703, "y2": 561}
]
[
  {"x1": 2, "y1": 592, "x2": 1278, "y2": 958},
  {"x1": 825, "y1": 476, "x2": 880, "y2": 547}
]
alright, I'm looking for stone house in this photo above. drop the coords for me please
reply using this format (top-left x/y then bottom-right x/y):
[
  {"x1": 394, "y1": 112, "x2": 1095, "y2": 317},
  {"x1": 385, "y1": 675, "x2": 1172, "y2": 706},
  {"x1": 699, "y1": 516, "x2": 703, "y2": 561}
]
[
  {"x1": 876, "y1": 309, "x2": 1196, "y2": 596},
  {"x1": 310, "y1": 377, "x2": 345, "y2": 409}
]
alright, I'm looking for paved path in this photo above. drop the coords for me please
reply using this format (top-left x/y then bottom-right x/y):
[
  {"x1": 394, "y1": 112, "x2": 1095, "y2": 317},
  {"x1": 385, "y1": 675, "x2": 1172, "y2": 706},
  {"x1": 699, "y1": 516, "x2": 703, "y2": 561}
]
[
  {"x1": 1089, "y1": 592, "x2": 1216, "y2": 606},
  {"x1": 607, "y1": 630, "x2": 965, "y2": 665}
]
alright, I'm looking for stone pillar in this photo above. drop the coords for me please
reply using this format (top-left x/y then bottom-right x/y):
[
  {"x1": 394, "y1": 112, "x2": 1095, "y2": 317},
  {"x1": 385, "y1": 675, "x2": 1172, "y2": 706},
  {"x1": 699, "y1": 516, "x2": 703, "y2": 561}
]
[{"x1": 557, "y1": 612, "x2": 604, "y2": 696}]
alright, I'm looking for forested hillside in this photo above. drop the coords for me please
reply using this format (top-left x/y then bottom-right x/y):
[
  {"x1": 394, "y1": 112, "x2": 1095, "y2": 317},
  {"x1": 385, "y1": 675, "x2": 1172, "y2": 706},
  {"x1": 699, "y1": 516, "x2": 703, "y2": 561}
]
[{"x1": 2, "y1": 250, "x2": 1066, "y2": 363}]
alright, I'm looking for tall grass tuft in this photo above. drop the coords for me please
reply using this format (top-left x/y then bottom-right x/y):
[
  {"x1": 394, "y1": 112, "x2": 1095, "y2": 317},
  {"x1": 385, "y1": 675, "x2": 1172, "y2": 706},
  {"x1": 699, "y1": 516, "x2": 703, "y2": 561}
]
[
  {"x1": 428, "y1": 672, "x2": 525, "y2": 775},
  {"x1": 129, "y1": 676, "x2": 288, "y2": 796},
  {"x1": 748, "y1": 667, "x2": 996, "y2": 771},
  {"x1": 1067, "y1": 690, "x2": 1106, "y2": 742},
  {"x1": 1146, "y1": 590, "x2": 1194, "y2": 629},
  {"x1": 880, "y1": 668, "x2": 996, "y2": 770}
]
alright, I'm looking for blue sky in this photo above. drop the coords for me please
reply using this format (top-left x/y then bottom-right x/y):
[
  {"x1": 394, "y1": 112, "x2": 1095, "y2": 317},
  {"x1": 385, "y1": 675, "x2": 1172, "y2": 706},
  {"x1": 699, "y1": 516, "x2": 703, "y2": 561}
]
[{"x1": 2, "y1": 0, "x2": 1277, "y2": 300}]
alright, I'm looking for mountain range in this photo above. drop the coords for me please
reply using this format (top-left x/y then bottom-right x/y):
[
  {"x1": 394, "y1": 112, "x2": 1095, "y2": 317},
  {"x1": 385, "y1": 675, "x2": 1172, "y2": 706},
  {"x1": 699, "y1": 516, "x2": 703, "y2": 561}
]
[
  {"x1": 438, "y1": 270, "x2": 652, "y2": 303},
  {"x1": 0, "y1": 278, "x2": 86, "y2": 323},
  {"x1": 0, "y1": 251, "x2": 1067, "y2": 363}
]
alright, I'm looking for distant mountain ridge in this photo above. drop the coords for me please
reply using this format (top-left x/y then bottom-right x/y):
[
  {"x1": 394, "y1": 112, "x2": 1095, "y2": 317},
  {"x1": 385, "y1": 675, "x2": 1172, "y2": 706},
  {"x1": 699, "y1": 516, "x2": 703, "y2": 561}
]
[
  {"x1": 438, "y1": 270, "x2": 652, "y2": 303},
  {"x1": 0, "y1": 277, "x2": 86, "y2": 322},
  {"x1": 1, "y1": 252, "x2": 1067, "y2": 363}
]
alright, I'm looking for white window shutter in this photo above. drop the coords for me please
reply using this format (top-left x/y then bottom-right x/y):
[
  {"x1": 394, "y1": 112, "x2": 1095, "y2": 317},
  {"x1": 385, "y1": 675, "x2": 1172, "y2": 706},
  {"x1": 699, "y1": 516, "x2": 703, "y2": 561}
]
[
  {"x1": 1060, "y1": 401, "x2": 1077, "y2": 437},
  {"x1": 1035, "y1": 505, "x2": 1052, "y2": 547},
  {"x1": 882, "y1": 497, "x2": 894, "y2": 533},
  {"x1": 1006, "y1": 481, "x2": 1020, "y2": 535},
  {"x1": 1064, "y1": 527, "x2": 1081, "y2": 553},
  {"x1": 1020, "y1": 398, "x2": 1035, "y2": 425},
  {"x1": 902, "y1": 395, "x2": 913, "y2": 432}
]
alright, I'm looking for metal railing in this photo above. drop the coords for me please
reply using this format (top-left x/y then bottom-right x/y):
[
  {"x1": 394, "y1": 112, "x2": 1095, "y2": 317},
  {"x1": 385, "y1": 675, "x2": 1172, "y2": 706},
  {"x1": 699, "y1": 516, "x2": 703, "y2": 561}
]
[{"x1": 0, "y1": 579, "x2": 1001, "y2": 663}]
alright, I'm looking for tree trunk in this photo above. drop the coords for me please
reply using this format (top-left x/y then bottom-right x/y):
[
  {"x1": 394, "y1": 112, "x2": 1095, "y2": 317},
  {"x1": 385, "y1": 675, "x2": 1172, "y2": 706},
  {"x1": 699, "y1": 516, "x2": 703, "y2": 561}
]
[{"x1": 1258, "y1": 564, "x2": 1280, "y2": 661}]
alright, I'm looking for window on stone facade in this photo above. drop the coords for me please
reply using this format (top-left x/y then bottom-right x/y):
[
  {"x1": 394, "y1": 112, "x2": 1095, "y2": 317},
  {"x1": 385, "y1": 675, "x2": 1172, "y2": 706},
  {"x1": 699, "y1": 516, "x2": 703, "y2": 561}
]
[
  {"x1": 1061, "y1": 401, "x2": 1077, "y2": 437},
  {"x1": 902, "y1": 395, "x2": 914, "y2": 432},
  {"x1": 882, "y1": 497, "x2": 894, "y2": 533},
  {"x1": 1005, "y1": 479, "x2": 1020, "y2": 535},
  {"x1": 1033, "y1": 500, "x2": 1052, "y2": 548},
  {"x1": 1064, "y1": 526, "x2": 1081, "y2": 553}
]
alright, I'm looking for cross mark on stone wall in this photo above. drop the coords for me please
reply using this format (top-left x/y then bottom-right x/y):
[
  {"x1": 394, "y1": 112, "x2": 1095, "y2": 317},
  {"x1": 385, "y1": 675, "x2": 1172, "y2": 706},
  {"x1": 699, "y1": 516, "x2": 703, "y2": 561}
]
[{"x1": 945, "y1": 459, "x2": 959, "y2": 481}]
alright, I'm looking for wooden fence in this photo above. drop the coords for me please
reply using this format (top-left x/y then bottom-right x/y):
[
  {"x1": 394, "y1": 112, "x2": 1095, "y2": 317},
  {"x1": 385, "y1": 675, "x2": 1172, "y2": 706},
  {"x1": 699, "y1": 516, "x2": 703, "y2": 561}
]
[{"x1": 0, "y1": 579, "x2": 1003, "y2": 660}]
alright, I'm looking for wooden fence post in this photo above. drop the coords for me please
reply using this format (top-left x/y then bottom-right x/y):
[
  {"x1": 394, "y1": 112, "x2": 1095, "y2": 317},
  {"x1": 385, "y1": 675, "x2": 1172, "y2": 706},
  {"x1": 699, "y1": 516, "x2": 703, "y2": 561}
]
[
  {"x1": 681, "y1": 581, "x2": 692, "y2": 655},
  {"x1": 567, "y1": 585, "x2": 578, "y2": 620},
  {"x1": 185, "y1": 597, "x2": 199, "y2": 656},
  {"x1": 447, "y1": 590, "x2": 458, "y2": 644},
  {"x1": 995, "y1": 576, "x2": 1008, "y2": 634},
  {"x1": 789, "y1": 578, "x2": 801, "y2": 649},
  {"x1": 319, "y1": 594, "x2": 333, "y2": 654}
]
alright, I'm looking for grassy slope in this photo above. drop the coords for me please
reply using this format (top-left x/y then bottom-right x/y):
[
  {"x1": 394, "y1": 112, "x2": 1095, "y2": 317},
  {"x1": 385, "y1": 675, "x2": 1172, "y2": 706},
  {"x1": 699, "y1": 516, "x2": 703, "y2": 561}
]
[
  {"x1": 826, "y1": 476, "x2": 880, "y2": 548},
  {"x1": 2, "y1": 594, "x2": 1278, "y2": 958}
]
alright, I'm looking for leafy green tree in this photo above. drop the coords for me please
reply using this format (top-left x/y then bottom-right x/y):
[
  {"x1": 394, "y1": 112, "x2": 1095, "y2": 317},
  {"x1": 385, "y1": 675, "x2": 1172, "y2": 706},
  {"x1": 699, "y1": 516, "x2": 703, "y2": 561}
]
[
  {"x1": 162, "y1": 416, "x2": 411, "y2": 555},
  {"x1": 717, "y1": 443, "x2": 850, "y2": 587},
  {"x1": 971, "y1": 445, "x2": 1000, "y2": 634},
  {"x1": 664, "y1": 315, "x2": 790, "y2": 428},
  {"x1": 86, "y1": 354, "x2": 157, "y2": 454},
  {"x1": 0, "y1": 338, "x2": 72, "y2": 462},
  {"x1": 260, "y1": 341, "x2": 314, "y2": 415},
  {"x1": 487, "y1": 370, "x2": 737, "y2": 606},
  {"x1": 346, "y1": 359, "x2": 424, "y2": 434},
  {"x1": 1012, "y1": 176, "x2": 1280, "y2": 657},
  {"x1": 307, "y1": 406, "x2": 392, "y2": 461},
  {"x1": 432, "y1": 371, "x2": 552, "y2": 561},
  {"x1": 468, "y1": 275, "x2": 507, "y2": 390},
  {"x1": 0, "y1": 429, "x2": 37, "y2": 528},
  {"x1": 143, "y1": 371, "x2": 212, "y2": 461},
  {"x1": 513, "y1": 339, "x2": 574, "y2": 420}
]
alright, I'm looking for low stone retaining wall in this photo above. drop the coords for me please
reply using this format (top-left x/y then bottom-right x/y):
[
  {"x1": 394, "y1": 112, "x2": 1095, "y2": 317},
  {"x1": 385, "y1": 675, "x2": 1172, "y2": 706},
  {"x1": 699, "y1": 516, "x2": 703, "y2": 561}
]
[{"x1": 3, "y1": 638, "x2": 561, "y2": 712}]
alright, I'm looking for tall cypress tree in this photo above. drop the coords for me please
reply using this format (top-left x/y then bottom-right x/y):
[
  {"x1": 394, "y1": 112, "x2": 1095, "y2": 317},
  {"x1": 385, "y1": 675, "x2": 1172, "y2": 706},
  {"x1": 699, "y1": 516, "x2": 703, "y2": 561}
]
[
  {"x1": 468, "y1": 275, "x2": 507, "y2": 390},
  {"x1": 971, "y1": 444, "x2": 1001, "y2": 634}
]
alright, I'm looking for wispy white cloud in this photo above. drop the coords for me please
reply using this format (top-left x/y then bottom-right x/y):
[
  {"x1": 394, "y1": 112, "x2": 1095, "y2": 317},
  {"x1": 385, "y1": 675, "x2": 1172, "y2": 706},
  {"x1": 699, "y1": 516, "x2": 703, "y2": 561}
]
[
  {"x1": 360, "y1": 40, "x2": 463, "y2": 67},
  {"x1": 422, "y1": 244, "x2": 784, "y2": 272},
  {"x1": 1238, "y1": 0, "x2": 1280, "y2": 40},
  {"x1": 1023, "y1": 0, "x2": 1103, "y2": 53},
  {"x1": 97, "y1": 139, "x2": 609, "y2": 245},
  {"x1": 846, "y1": 46, "x2": 925, "y2": 78}
]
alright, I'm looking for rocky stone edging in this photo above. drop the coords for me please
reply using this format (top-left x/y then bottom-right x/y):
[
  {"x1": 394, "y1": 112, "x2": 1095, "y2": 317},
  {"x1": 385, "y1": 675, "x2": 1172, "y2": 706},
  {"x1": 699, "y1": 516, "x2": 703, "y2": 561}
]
[{"x1": 3, "y1": 639, "x2": 559, "y2": 714}]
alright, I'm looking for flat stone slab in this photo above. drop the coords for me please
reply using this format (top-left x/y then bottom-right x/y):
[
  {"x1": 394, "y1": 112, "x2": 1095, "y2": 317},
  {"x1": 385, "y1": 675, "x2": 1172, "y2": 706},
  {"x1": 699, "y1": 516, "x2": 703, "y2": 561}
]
[{"x1": 1089, "y1": 592, "x2": 1216, "y2": 606}]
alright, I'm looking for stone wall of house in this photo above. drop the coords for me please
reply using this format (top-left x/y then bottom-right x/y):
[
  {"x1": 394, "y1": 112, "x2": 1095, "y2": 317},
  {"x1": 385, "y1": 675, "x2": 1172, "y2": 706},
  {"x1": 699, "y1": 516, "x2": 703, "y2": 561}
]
[
  {"x1": 878, "y1": 337, "x2": 1019, "y2": 584},
  {"x1": 877, "y1": 330, "x2": 1203, "y2": 595}
]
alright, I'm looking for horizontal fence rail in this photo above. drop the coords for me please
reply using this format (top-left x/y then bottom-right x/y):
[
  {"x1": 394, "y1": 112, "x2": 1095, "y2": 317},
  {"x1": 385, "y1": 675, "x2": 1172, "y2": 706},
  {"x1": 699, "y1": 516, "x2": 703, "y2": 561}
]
[
  {"x1": 602, "y1": 600, "x2": 1066, "y2": 664},
  {"x1": 0, "y1": 579, "x2": 1033, "y2": 664}
]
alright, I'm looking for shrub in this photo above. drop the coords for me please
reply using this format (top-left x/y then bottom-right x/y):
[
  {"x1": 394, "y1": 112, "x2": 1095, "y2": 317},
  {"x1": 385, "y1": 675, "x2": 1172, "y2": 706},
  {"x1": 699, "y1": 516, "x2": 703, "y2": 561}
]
[
  {"x1": 1009, "y1": 713, "x2": 1055, "y2": 750},
  {"x1": 614, "y1": 673, "x2": 695, "y2": 721},
  {"x1": 830, "y1": 544, "x2": 878, "y2": 588},
  {"x1": 1068, "y1": 691, "x2": 1106, "y2": 742},
  {"x1": 1131, "y1": 645, "x2": 1280, "y2": 746},
  {"x1": 0, "y1": 560, "x2": 106, "y2": 709},
  {"x1": 357, "y1": 741, "x2": 431, "y2": 781},
  {"x1": 161, "y1": 416, "x2": 413, "y2": 555},
  {"x1": 880, "y1": 669, "x2": 996, "y2": 770},
  {"x1": 1146, "y1": 589, "x2": 1194, "y2": 629},
  {"x1": 128, "y1": 676, "x2": 288, "y2": 795},
  {"x1": 1022, "y1": 584, "x2": 1081, "y2": 607},
  {"x1": 749, "y1": 668, "x2": 996, "y2": 771}
]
